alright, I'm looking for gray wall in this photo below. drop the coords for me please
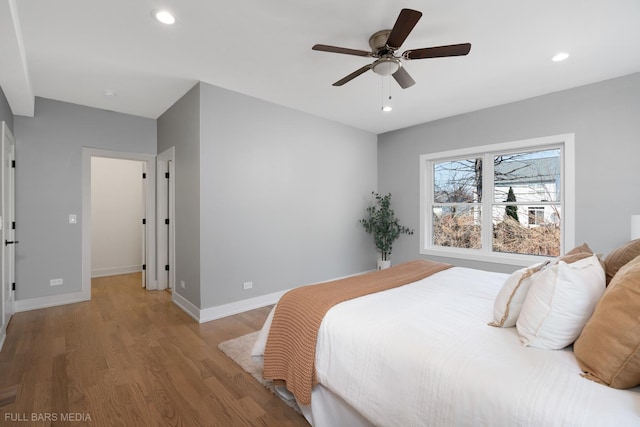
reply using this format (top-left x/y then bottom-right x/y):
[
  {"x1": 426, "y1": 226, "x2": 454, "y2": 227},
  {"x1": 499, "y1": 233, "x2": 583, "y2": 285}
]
[
  {"x1": 378, "y1": 72, "x2": 640, "y2": 273},
  {"x1": 157, "y1": 83, "x2": 201, "y2": 307},
  {"x1": 0, "y1": 86, "x2": 13, "y2": 132},
  {"x1": 199, "y1": 83, "x2": 377, "y2": 308},
  {"x1": 14, "y1": 98, "x2": 156, "y2": 300}
]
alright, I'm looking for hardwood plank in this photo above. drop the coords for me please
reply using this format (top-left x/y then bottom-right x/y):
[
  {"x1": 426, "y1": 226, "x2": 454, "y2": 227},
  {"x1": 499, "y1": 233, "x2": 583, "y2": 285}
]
[
  {"x1": 0, "y1": 385, "x2": 17, "y2": 407},
  {"x1": 0, "y1": 273, "x2": 308, "y2": 426}
]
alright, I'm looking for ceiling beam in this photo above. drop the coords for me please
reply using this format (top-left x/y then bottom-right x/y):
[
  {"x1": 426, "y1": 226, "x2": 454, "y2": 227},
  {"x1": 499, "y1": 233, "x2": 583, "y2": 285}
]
[{"x1": 0, "y1": 0, "x2": 34, "y2": 117}]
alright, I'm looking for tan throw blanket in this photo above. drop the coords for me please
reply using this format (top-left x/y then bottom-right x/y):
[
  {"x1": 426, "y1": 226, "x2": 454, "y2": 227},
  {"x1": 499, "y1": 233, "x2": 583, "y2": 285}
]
[{"x1": 263, "y1": 259, "x2": 452, "y2": 406}]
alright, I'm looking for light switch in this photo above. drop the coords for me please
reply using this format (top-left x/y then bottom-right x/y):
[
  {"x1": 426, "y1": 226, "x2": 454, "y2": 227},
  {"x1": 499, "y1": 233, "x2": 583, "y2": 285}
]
[{"x1": 69, "y1": 214, "x2": 77, "y2": 224}]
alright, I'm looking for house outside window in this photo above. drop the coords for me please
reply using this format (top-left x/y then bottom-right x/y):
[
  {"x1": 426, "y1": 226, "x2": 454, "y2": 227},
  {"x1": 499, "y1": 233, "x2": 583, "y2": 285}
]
[{"x1": 420, "y1": 134, "x2": 575, "y2": 266}]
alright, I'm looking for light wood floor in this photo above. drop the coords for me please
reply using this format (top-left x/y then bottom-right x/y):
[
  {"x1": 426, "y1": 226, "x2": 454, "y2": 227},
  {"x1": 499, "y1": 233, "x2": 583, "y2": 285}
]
[{"x1": 0, "y1": 273, "x2": 309, "y2": 426}]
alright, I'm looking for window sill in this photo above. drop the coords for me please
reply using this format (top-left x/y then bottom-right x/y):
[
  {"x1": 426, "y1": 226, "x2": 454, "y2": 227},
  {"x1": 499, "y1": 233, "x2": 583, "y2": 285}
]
[{"x1": 420, "y1": 247, "x2": 554, "y2": 267}]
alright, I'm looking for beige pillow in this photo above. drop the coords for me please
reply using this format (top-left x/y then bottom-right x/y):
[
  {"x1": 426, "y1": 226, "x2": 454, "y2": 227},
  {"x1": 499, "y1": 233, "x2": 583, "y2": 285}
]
[
  {"x1": 559, "y1": 242, "x2": 594, "y2": 264},
  {"x1": 574, "y1": 254, "x2": 640, "y2": 388},
  {"x1": 604, "y1": 239, "x2": 640, "y2": 285}
]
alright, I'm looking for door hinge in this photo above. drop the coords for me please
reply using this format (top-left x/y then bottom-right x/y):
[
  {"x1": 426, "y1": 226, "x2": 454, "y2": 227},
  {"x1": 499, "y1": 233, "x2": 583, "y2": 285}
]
[
  {"x1": 164, "y1": 218, "x2": 169, "y2": 225},
  {"x1": 142, "y1": 264, "x2": 146, "y2": 271},
  {"x1": 165, "y1": 172, "x2": 170, "y2": 179},
  {"x1": 11, "y1": 160, "x2": 15, "y2": 168},
  {"x1": 142, "y1": 218, "x2": 146, "y2": 225},
  {"x1": 12, "y1": 282, "x2": 15, "y2": 291},
  {"x1": 11, "y1": 221, "x2": 15, "y2": 230},
  {"x1": 165, "y1": 265, "x2": 170, "y2": 271},
  {"x1": 142, "y1": 172, "x2": 147, "y2": 179}
]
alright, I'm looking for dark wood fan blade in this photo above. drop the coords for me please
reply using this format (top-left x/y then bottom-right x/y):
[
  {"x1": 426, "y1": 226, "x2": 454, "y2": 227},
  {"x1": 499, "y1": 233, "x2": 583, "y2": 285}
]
[
  {"x1": 386, "y1": 9, "x2": 423, "y2": 49},
  {"x1": 332, "y1": 64, "x2": 372, "y2": 86},
  {"x1": 403, "y1": 43, "x2": 471, "y2": 60},
  {"x1": 312, "y1": 44, "x2": 372, "y2": 57},
  {"x1": 392, "y1": 66, "x2": 415, "y2": 89}
]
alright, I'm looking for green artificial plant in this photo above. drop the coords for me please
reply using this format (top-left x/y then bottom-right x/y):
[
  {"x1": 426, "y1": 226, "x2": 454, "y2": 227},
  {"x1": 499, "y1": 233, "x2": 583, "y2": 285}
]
[{"x1": 360, "y1": 192, "x2": 414, "y2": 261}]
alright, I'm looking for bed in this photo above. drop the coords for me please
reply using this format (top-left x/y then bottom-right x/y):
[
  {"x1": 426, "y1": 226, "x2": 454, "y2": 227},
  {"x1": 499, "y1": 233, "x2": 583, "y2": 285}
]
[{"x1": 252, "y1": 248, "x2": 640, "y2": 426}]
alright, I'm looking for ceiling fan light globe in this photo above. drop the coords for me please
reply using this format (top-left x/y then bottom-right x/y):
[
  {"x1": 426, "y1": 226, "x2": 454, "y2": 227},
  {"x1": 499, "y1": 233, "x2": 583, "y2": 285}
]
[{"x1": 372, "y1": 58, "x2": 400, "y2": 76}]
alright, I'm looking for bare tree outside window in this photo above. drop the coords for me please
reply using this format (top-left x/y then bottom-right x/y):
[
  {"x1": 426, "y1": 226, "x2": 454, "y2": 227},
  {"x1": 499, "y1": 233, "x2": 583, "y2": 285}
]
[{"x1": 432, "y1": 158, "x2": 482, "y2": 249}]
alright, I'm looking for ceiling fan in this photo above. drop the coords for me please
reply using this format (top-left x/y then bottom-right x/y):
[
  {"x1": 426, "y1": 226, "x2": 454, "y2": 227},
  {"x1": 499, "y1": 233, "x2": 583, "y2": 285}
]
[{"x1": 312, "y1": 8, "x2": 471, "y2": 89}]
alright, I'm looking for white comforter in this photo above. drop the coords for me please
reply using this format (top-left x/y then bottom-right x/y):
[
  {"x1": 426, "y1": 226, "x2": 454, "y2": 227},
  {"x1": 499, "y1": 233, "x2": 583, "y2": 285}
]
[{"x1": 255, "y1": 267, "x2": 640, "y2": 426}]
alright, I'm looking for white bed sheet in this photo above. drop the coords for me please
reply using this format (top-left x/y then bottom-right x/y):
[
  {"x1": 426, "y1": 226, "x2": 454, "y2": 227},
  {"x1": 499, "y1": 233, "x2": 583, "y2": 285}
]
[{"x1": 255, "y1": 267, "x2": 640, "y2": 426}]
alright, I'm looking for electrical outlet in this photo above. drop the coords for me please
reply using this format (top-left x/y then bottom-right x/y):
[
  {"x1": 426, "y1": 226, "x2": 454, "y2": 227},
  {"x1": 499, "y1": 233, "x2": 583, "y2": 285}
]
[
  {"x1": 50, "y1": 278, "x2": 63, "y2": 286},
  {"x1": 180, "y1": 280, "x2": 185, "y2": 289},
  {"x1": 243, "y1": 281, "x2": 253, "y2": 290}
]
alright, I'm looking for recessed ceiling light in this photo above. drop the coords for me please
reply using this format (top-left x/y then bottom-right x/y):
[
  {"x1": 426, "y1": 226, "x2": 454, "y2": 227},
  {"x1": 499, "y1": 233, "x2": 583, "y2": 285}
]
[
  {"x1": 552, "y1": 52, "x2": 569, "y2": 62},
  {"x1": 103, "y1": 89, "x2": 117, "y2": 97},
  {"x1": 382, "y1": 105, "x2": 393, "y2": 112},
  {"x1": 154, "y1": 10, "x2": 176, "y2": 25}
]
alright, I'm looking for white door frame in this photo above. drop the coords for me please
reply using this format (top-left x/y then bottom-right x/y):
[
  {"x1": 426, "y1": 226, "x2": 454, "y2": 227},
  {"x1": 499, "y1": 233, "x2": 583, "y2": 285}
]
[
  {"x1": 156, "y1": 147, "x2": 175, "y2": 291},
  {"x1": 141, "y1": 161, "x2": 148, "y2": 287},
  {"x1": 81, "y1": 148, "x2": 157, "y2": 296},
  {"x1": 0, "y1": 121, "x2": 15, "y2": 350}
]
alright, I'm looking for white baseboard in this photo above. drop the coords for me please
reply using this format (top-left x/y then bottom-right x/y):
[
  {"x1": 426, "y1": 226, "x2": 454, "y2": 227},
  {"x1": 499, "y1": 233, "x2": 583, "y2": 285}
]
[
  {"x1": 171, "y1": 288, "x2": 286, "y2": 324},
  {"x1": 172, "y1": 269, "x2": 373, "y2": 324},
  {"x1": 171, "y1": 290, "x2": 201, "y2": 322},
  {"x1": 199, "y1": 290, "x2": 287, "y2": 323},
  {"x1": 15, "y1": 289, "x2": 91, "y2": 313},
  {"x1": 92, "y1": 265, "x2": 142, "y2": 278}
]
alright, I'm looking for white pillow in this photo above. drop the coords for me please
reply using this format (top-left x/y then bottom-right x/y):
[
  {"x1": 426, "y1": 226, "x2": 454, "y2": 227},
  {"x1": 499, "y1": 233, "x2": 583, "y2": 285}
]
[
  {"x1": 516, "y1": 255, "x2": 605, "y2": 350},
  {"x1": 489, "y1": 261, "x2": 549, "y2": 328}
]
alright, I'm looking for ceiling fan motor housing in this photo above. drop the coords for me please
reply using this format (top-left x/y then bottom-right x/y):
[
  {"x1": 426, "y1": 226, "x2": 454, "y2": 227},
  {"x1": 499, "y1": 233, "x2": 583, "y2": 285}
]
[{"x1": 369, "y1": 29, "x2": 393, "y2": 52}]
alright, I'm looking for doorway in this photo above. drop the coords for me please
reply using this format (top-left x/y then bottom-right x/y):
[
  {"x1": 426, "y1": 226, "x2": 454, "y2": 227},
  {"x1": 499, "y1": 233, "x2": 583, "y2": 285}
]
[{"x1": 81, "y1": 148, "x2": 157, "y2": 296}]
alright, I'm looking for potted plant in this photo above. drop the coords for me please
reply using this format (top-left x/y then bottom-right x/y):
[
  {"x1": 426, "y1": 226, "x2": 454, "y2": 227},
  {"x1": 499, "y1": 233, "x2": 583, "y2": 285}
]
[{"x1": 360, "y1": 192, "x2": 414, "y2": 269}]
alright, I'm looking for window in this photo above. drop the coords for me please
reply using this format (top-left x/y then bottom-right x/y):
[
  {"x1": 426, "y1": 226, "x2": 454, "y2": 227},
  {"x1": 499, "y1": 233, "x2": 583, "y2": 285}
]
[
  {"x1": 420, "y1": 134, "x2": 575, "y2": 266},
  {"x1": 528, "y1": 207, "x2": 544, "y2": 225}
]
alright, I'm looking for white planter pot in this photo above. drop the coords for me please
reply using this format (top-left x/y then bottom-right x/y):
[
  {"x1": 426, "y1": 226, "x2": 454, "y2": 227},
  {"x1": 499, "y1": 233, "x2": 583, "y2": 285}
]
[{"x1": 377, "y1": 260, "x2": 391, "y2": 270}]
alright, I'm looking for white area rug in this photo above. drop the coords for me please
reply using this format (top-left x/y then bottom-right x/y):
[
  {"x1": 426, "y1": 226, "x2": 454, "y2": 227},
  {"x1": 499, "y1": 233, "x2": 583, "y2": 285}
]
[{"x1": 218, "y1": 331, "x2": 301, "y2": 414}]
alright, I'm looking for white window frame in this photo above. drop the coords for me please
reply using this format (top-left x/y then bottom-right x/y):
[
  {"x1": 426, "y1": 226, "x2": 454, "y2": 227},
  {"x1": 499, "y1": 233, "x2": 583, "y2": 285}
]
[{"x1": 419, "y1": 133, "x2": 575, "y2": 267}]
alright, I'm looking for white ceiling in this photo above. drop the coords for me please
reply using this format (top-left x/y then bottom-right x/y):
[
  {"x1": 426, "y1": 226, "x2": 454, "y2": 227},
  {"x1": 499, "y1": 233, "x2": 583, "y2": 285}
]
[{"x1": 2, "y1": 0, "x2": 640, "y2": 134}]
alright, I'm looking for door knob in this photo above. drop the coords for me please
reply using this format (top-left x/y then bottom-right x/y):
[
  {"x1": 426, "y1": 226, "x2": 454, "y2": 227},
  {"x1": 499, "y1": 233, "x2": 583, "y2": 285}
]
[{"x1": 5, "y1": 240, "x2": 18, "y2": 246}]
